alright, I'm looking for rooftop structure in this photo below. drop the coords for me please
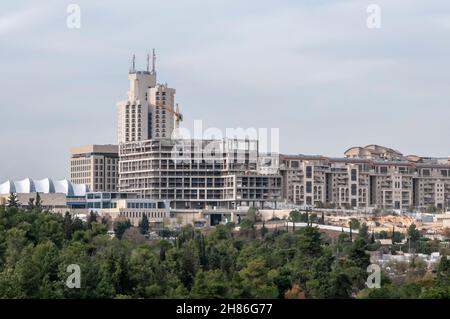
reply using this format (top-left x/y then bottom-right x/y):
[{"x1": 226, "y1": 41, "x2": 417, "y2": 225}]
[{"x1": 0, "y1": 178, "x2": 89, "y2": 197}]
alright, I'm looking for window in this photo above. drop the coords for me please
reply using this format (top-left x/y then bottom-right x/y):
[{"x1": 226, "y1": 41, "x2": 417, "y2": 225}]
[
  {"x1": 306, "y1": 181, "x2": 312, "y2": 193},
  {"x1": 351, "y1": 184, "x2": 357, "y2": 196},
  {"x1": 351, "y1": 169, "x2": 357, "y2": 181},
  {"x1": 306, "y1": 166, "x2": 312, "y2": 178}
]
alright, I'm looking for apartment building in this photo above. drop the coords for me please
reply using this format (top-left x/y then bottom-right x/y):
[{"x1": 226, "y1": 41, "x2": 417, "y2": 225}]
[
  {"x1": 118, "y1": 138, "x2": 282, "y2": 209},
  {"x1": 70, "y1": 145, "x2": 119, "y2": 192},
  {"x1": 280, "y1": 145, "x2": 450, "y2": 211}
]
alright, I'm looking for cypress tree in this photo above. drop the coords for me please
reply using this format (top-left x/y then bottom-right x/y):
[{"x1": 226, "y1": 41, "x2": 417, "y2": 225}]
[
  {"x1": 63, "y1": 212, "x2": 73, "y2": 239},
  {"x1": 35, "y1": 192, "x2": 42, "y2": 209},
  {"x1": 139, "y1": 214, "x2": 149, "y2": 234}
]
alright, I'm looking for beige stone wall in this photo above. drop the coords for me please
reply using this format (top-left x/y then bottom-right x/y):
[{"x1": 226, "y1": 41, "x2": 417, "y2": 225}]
[{"x1": 70, "y1": 145, "x2": 119, "y2": 192}]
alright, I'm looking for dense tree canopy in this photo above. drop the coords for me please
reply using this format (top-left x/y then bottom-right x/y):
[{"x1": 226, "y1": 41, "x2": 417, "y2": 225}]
[{"x1": 0, "y1": 205, "x2": 449, "y2": 299}]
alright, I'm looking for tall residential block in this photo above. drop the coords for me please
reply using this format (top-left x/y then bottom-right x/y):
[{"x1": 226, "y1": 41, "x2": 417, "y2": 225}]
[
  {"x1": 70, "y1": 145, "x2": 119, "y2": 192},
  {"x1": 117, "y1": 51, "x2": 177, "y2": 143}
]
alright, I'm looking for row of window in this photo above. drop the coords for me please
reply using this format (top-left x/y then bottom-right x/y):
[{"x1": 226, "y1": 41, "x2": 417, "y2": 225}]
[
  {"x1": 121, "y1": 211, "x2": 167, "y2": 219},
  {"x1": 127, "y1": 202, "x2": 158, "y2": 209}
]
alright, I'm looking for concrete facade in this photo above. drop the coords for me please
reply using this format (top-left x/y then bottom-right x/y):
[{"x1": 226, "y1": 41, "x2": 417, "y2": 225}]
[{"x1": 118, "y1": 138, "x2": 282, "y2": 209}]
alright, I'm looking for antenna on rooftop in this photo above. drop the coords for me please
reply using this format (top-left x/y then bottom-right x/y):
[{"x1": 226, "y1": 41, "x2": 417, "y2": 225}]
[
  {"x1": 151, "y1": 48, "x2": 156, "y2": 75},
  {"x1": 131, "y1": 54, "x2": 136, "y2": 73},
  {"x1": 146, "y1": 53, "x2": 150, "y2": 72}
]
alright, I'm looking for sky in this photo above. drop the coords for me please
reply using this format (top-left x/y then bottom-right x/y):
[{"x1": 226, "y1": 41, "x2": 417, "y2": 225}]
[{"x1": 1, "y1": 0, "x2": 450, "y2": 181}]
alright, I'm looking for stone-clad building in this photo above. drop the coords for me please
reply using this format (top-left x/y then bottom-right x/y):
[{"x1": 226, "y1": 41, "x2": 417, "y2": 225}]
[{"x1": 280, "y1": 145, "x2": 450, "y2": 211}]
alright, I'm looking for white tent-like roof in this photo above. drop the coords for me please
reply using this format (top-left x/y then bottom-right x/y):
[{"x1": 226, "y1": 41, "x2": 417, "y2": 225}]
[{"x1": 0, "y1": 178, "x2": 89, "y2": 197}]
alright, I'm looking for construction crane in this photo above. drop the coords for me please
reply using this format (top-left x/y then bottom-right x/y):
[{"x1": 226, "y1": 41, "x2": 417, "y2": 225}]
[{"x1": 162, "y1": 103, "x2": 183, "y2": 129}]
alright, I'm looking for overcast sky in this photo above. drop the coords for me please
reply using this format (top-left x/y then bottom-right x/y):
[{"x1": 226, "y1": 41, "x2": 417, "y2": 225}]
[{"x1": 1, "y1": 0, "x2": 450, "y2": 181}]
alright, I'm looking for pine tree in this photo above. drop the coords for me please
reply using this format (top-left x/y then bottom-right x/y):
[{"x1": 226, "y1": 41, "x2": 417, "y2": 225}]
[{"x1": 7, "y1": 192, "x2": 19, "y2": 207}]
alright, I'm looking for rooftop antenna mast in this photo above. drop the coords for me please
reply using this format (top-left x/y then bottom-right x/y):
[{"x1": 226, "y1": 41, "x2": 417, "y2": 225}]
[
  {"x1": 146, "y1": 53, "x2": 150, "y2": 72},
  {"x1": 152, "y1": 48, "x2": 156, "y2": 75},
  {"x1": 131, "y1": 54, "x2": 136, "y2": 73}
]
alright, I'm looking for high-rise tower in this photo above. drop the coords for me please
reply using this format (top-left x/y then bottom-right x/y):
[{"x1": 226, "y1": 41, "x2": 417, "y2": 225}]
[{"x1": 117, "y1": 50, "x2": 177, "y2": 144}]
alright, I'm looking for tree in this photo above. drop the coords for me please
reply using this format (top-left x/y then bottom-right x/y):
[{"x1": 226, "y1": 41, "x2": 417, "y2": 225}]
[
  {"x1": 348, "y1": 238, "x2": 370, "y2": 269},
  {"x1": 35, "y1": 192, "x2": 42, "y2": 209},
  {"x1": 7, "y1": 193, "x2": 19, "y2": 208},
  {"x1": 179, "y1": 245, "x2": 198, "y2": 290},
  {"x1": 245, "y1": 208, "x2": 261, "y2": 224},
  {"x1": 349, "y1": 218, "x2": 360, "y2": 230},
  {"x1": 114, "y1": 220, "x2": 131, "y2": 240},
  {"x1": 63, "y1": 212, "x2": 73, "y2": 239},
  {"x1": 238, "y1": 258, "x2": 278, "y2": 299},
  {"x1": 87, "y1": 211, "x2": 97, "y2": 229},
  {"x1": 284, "y1": 284, "x2": 306, "y2": 299},
  {"x1": 392, "y1": 231, "x2": 404, "y2": 244},
  {"x1": 260, "y1": 221, "x2": 268, "y2": 238},
  {"x1": 358, "y1": 223, "x2": 369, "y2": 242},
  {"x1": 298, "y1": 226, "x2": 322, "y2": 258},
  {"x1": 407, "y1": 223, "x2": 421, "y2": 242},
  {"x1": 436, "y1": 255, "x2": 450, "y2": 287},
  {"x1": 139, "y1": 214, "x2": 149, "y2": 235},
  {"x1": 370, "y1": 231, "x2": 375, "y2": 244},
  {"x1": 288, "y1": 210, "x2": 301, "y2": 232},
  {"x1": 239, "y1": 219, "x2": 254, "y2": 238},
  {"x1": 190, "y1": 269, "x2": 231, "y2": 298},
  {"x1": 28, "y1": 198, "x2": 35, "y2": 210}
]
